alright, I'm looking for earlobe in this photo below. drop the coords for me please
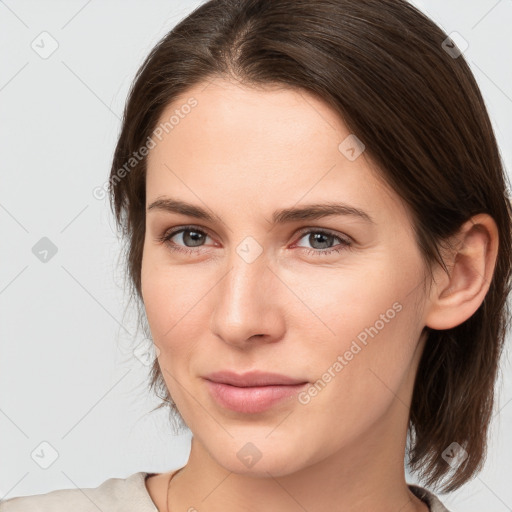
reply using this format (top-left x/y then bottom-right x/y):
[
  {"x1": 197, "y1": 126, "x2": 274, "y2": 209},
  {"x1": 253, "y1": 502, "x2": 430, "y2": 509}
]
[{"x1": 424, "y1": 214, "x2": 499, "y2": 330}]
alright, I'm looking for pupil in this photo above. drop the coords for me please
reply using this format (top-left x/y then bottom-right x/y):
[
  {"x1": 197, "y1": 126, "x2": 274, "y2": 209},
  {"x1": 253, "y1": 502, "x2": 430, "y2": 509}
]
[
  {"x1": 311, "y1": 233, "x2": 331, "y2": 249},
  {"x1": 185, "y1": 230, "x2": 204, "y2": 247}
]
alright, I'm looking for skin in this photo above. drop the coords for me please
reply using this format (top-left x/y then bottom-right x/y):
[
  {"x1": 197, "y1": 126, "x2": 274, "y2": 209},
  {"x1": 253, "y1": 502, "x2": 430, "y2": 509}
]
[{"x1": 141, "y1": 77, "x2": 499, "y2": 512}]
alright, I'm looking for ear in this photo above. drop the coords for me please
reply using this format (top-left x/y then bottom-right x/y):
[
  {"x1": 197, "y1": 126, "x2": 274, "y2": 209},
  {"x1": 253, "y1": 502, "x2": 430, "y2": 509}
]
[{"x1": 424, "y1": 213, "x2": 499, "y2": 330}]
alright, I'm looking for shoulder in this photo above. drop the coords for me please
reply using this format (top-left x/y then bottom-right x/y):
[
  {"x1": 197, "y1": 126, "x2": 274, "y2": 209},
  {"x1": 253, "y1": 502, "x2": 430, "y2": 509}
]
[
  {"x1": 408, "y1": 484, "x2": 452, "y2": 512},
  {"x1": 0, "y1": 472, "x2": 157, "y2": 512}
]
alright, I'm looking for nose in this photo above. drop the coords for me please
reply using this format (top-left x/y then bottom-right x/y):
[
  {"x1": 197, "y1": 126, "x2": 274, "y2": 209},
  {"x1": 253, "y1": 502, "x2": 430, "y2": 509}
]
[{"x1": 209, "y1": 246, "x2": 285, "y2": 349}]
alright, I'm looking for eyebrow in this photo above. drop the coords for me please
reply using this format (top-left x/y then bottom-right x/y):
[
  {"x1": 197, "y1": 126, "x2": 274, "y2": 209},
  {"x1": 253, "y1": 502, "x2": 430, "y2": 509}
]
[{"x1": 147, "y1": 197, "x2": 375, "y2": 225}]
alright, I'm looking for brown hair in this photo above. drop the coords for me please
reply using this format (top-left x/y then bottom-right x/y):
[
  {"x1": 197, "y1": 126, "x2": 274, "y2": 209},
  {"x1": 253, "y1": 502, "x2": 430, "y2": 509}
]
[{"x1": 108, "y1": 0, "x2": 512, "y2": 493}]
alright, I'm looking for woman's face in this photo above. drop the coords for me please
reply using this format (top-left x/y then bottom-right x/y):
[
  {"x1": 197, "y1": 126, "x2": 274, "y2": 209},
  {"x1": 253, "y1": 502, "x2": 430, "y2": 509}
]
[{"x1": 141, "y1": 78, "x2": 431, "y2": 476}]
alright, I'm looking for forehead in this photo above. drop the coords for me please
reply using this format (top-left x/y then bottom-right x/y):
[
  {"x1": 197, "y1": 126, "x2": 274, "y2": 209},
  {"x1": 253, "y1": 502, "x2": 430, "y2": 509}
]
[
  {"x1": 148, "y1": 78, "x2": 345, "y2": 168},
  {"x1": 145, "y1": 78, "x2": 409, "y2": 228}
]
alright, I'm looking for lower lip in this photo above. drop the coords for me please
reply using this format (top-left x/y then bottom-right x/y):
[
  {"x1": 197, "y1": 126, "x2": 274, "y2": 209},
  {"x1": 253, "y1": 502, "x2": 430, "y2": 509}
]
[{"x1": 205, "y1": 380, "x2": 308, "y2": 413}]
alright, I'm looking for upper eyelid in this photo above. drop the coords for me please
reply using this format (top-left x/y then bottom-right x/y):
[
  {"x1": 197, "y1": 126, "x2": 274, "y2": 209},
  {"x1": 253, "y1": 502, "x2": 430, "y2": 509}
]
[{"x1": 295, "y1": 227, "x2": 348, "y2": 240}]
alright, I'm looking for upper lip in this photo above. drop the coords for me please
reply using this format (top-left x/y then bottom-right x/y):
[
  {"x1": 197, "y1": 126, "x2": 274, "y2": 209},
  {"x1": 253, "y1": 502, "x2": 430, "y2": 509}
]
[{"x1": 204, "y1": 370, "x2": 308, "y2": 387}]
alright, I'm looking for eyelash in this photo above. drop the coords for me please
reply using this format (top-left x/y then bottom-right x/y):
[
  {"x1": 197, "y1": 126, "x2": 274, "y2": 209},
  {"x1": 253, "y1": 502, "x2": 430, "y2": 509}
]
[{"x1": 156, "y1": 224, "x2": 353, "y2": 257}]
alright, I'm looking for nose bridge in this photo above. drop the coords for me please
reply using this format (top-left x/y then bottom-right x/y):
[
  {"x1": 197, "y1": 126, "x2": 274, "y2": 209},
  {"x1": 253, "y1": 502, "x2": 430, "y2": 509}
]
[
  {"x1": 221, "y1": 239, "x2": 270, "y2": 317},
  {"x1": 210, "y1": 236, "x2": 280, "y2": 343}
]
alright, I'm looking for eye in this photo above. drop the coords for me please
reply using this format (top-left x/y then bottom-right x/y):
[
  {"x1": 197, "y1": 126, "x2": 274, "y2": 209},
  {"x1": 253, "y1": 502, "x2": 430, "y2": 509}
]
[
  {"x1": 293, "y1": 229, "x2": 353, "y2": 256},
  {"x1": 157, "y1": 225, "x2": 213, "y2": 255},
  {"x1": 157, "y1": 226, "x2": 353, "y2": 257}
]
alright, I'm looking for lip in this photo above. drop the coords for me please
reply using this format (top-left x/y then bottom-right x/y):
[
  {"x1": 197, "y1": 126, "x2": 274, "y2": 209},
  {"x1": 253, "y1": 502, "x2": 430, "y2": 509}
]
[
  {"x1": 203, "y1": 371, "x2": 308, "y2": 414},
  {"x1": 204, "y1": 370, "x2": 308, "y2": 387}
]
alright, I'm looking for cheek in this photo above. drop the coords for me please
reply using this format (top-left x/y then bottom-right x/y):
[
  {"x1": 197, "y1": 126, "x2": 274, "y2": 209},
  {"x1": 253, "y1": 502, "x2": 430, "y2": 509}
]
[
  {"x1": 292, "y1": 264, "x2": 401, "y2": 344},
  {"x1": 315, "y1": 242, "x2": 424, "y2": 350},
  {"x1": 141, "y1": 265, "x2": 171, "y2": 341},
  {"x1": 141, "y1": 257, "x2": 208, "y2": 407},
  {"x1": 294, "y1": 265, "x2": 424, "y2": 437},
  {"x1": 141, "y1": 250, "x2": 205, "y2": 350}
]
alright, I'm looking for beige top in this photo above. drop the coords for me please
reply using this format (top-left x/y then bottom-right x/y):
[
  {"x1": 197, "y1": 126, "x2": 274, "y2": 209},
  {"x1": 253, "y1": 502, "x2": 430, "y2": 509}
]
[{"x1": 0, "y1": 471, "x2": 451, "y2": 511}]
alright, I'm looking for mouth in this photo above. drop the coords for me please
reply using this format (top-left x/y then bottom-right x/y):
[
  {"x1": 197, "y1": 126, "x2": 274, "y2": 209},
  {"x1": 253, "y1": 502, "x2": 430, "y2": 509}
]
[{"x1": 203, "y1": 370, "x2": 309, "y2": 413}]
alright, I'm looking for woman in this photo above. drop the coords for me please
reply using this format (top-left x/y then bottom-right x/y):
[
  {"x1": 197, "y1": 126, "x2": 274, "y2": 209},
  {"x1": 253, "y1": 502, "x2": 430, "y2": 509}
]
[{"x1": 2, "y1": 0, "x2": 510, "y2": 511}]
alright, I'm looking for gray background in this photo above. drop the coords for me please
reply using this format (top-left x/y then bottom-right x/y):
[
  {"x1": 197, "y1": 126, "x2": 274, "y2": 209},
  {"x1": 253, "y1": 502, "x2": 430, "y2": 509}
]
[{"x1": 0, "y1": 1, "x2": 511, "y2": 511}]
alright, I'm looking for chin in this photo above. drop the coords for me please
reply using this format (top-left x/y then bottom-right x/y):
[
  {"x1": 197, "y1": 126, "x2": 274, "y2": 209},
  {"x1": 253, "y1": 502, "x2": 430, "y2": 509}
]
[{"x1": 195, "y1": 428, "x2": 318, "y2": 478}]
